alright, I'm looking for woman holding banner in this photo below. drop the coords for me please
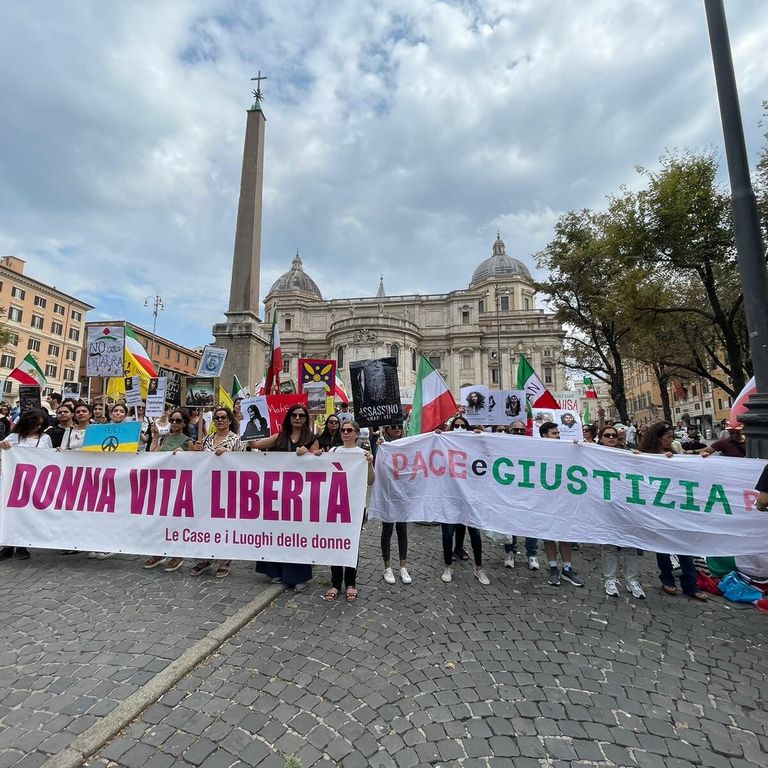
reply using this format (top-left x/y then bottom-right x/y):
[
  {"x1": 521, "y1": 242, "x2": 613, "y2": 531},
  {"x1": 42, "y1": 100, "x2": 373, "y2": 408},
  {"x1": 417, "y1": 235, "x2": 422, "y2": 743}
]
[
  {"x1": 60, "y1": 402, "x2": 91, "y2": 451},
  {"x1": 0, "y1": 409, "x2": 54, "y2": 561},
  {"x1": 323, "y1": 421, "x2": 374, "y2": 602},
  {"x1": 249, "y1": 404, "x2": 319, "y2": 591},
  {"x1": 639, "y1": 422, "x2": 708, "y2": 601},
  {"x1": 190, "y1": 407, "x2": 243, "y2": 579}
]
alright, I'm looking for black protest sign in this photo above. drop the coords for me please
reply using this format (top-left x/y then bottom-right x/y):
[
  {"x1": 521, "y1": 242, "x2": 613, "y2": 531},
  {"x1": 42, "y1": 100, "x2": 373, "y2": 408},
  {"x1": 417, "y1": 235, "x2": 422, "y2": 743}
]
[
  {"x1": 348, "y1": 357, "x2": 403, "y2": 428},
  {"x1": 158, "y1": 367, "x2": 181, "y2": 406}
]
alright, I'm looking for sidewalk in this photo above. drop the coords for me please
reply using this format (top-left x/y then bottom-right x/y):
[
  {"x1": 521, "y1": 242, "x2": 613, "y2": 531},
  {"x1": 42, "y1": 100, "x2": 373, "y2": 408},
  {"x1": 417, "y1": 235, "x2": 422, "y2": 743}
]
[{"x1": 74, "y1": 526, "x2": 768, "y2": 768}]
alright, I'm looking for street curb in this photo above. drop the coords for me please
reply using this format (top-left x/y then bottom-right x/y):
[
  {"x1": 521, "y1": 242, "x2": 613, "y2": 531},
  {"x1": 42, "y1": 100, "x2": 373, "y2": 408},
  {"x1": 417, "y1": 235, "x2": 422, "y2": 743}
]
[{"x1": 41, "y1": 584, "x2": 286, "y2": 768}]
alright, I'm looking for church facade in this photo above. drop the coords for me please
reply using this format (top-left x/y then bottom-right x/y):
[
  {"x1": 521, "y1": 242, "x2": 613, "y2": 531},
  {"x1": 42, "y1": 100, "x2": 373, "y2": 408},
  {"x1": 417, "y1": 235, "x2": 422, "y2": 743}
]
[{"x1": 262, "y1": 234, "x2": 566, "y2": 400}]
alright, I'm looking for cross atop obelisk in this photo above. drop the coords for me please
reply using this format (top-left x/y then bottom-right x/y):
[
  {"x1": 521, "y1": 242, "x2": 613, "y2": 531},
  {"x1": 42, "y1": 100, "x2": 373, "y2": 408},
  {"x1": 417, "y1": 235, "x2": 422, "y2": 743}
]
[{"x1": 212, "y1": 76, "x2": 270, "y2": 390}]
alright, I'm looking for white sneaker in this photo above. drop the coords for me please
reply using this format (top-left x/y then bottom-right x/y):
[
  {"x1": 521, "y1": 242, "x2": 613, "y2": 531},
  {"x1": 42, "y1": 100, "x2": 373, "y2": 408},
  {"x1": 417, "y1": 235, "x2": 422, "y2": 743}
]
[
  {"x1": 87, "y1": 552, "x2": 99, "y2": 559},
  {"x1": 627, "y1": 579, "x2": 646, "y2": 599},
  {"x1": 474, "y1": 568, "x2": 490, "y2": 585},
  {"x1": 604, "y1": 578, "x2": 620, "y2": 597},
  {"x1": 95, "y1": 552, "x2": 114, "y2": 560},
  {"x1": 504, "y1": 554, "x2": 515, "y2": 568},
  {"x1": 441, "y1": 567, "x2": 453, "y2": 582},
  {"x1": 383, "y1": 567, "x2": 396, "y2": 584},
  {"x1": 399, "y1": 567, "x2": 412, "y2": 584},
  {"x1": 528, "y1": 556, "x2": 540, "y2": 570}
]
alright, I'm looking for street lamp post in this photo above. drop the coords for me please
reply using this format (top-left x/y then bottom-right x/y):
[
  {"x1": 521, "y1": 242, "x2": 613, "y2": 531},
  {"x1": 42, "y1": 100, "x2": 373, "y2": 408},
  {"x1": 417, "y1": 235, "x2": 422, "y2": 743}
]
[
  {"x1": 705, "y1": 0, "x2": 768, "y2": 458},
  {"x1": 144, "y1": 294, "x2": 165, "y2": 365},
  {"x1": 495, "y1": 289, "x2": 503, "y2": 387}
]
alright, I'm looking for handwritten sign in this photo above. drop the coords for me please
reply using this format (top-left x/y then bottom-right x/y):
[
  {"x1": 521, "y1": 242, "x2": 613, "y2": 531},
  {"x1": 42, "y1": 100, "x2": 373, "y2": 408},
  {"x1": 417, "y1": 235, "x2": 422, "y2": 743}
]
[{"x1": 87, "y1": 325, "x2": 125, "y2": 378}]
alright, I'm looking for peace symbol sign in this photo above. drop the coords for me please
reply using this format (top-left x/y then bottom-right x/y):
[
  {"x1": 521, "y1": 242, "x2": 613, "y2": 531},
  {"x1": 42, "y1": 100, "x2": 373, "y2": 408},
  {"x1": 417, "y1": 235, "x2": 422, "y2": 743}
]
[{"x1": 102, "y1": 435, "x2": 120, "y2": 452}]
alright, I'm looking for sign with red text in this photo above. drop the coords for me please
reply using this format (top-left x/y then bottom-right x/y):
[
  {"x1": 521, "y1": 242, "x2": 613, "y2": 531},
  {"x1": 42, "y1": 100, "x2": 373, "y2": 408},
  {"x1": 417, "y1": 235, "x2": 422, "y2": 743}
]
[
  {"x1": 368, "y1": 433, "x2": 768, "y2": 556},
  {"x1": 0, "y1": 449, "x2": 367, "y2": 567}
]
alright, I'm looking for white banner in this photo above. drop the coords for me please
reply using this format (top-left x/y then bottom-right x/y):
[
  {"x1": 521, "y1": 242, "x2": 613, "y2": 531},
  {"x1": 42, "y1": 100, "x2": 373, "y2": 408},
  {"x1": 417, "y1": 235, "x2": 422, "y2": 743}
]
[
  {"x1": 368, "y1": 433, "x2": 768, "y2": 556},
  {"x1": 0, "y1": 450, "x2": 367, "y2": 567}
]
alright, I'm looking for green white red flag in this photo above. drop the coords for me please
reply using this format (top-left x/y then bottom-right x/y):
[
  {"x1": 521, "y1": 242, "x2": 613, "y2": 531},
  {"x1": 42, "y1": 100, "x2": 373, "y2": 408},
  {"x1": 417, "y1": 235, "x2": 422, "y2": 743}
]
[
  {"x1": 516, "y1": 354, "x2": 558, "y2": 436},
  {"x1": 263, "y1": 310, "x2": 282, "y2": 396},
  {"x1": 7, "y1": 353, "x2": 47, "y2": 387},
  {"x1": 409, "y1": 354, "x2": 456, "y2": 434},
  {"x1": 583, "y1": 376, "x2": 598, "y2": 399}
]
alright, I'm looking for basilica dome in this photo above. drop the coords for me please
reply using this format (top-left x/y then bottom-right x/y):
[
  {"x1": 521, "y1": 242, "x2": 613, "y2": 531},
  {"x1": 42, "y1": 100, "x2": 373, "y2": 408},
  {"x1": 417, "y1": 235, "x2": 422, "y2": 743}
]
[
  {"x1": 471, "y1": 234, "x2": 532, "y2": 284},
  {"x1": 268, "y1": 252, "x2": 322, "y2": 299}
]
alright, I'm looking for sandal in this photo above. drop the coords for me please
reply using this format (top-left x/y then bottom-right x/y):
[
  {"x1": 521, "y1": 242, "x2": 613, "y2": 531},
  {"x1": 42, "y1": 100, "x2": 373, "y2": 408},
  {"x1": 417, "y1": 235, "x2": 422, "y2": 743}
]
[
  {"x1": 454, "y1": 549, "x2": 470, "y2": 561},
  {"x1": 346, "y1": 587, "x2": 358, "y2": 602},
  {"x1": 661, "y1": 585, "x2": 679, "y2": 596},
  {"x1": 215, "y1": 561, "x2": 230, "y2": 579},
  {"x1": 323, "y1": 588, "x2": 340, "y2": 602},
  {"x1": 190, "y1": 561, "x2": 212, "y2": 577},
  {"x1": 688, "y1": 591, "x2": 708, "y2": 601}
]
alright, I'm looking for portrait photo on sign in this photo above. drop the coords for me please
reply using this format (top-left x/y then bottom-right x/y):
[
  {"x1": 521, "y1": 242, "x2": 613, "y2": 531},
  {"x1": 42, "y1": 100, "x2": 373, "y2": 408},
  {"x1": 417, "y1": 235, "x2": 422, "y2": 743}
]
[
  {"x1": 460, "y1": 385, "x2": 490, "y2": 425},
  {"x1": 499, "y1": 389, "x2": 526, "y2": 419},
  {"x1": 182, "y1": 377, "x2": 218, "y2": 407},
  {"x1": 19, "y1": 386, "x2": 42, "y2": 413},
  {"x1": 349, "y1": 357, "x2": 402, "y2": 427},
  {"x1": 532, "y1": 408, "x2": 583, "y2": 440},
  {"x1": 196, "y1": 346, "x2": 228, "y2": 378},
  {"x1": 304, "y1": 381, "x2": 328, "y2": 414},
  {"x1": 239, "y1": 396, "x2": 271, "y2": 440},
  {"x1": 62, "y1": 382, "x2": 81, "y2": 400}
]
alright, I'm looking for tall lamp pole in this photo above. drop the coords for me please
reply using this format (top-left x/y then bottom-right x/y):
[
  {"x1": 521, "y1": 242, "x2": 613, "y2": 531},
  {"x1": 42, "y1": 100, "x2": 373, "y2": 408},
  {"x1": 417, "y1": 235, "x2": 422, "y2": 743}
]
[
  {"x1": 144, "y1": 294, "x2": 165, "y2": 365},
  {"x1": 704, "y1": 0, "x2": 768, "y2": 458},
  {"x1": 495, "y1": 289, "x2": 503, "y2": 387}
]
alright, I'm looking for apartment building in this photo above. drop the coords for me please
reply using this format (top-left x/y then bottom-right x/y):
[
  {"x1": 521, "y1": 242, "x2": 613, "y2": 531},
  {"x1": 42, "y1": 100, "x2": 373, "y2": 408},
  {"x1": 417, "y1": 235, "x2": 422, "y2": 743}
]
[{"x1": 0, "y1": 256, "x2": 93, "y2": 400}]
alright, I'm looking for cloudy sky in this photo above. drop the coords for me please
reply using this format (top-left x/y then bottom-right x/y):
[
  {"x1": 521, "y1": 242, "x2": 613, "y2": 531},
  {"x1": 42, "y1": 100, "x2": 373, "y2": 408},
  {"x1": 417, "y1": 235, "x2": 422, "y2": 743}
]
[{"x1": 1, "y1": 0, "x2": 767, "y2": 348}]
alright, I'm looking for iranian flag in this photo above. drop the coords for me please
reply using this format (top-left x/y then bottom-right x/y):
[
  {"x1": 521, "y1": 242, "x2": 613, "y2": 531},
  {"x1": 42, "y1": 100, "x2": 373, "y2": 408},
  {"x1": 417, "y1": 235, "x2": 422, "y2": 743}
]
[
  {"x1": 263, "y1": 310, "x2": 282, "y2": 396},
  {"x1": 333, "y1": 372, "x2": 349, "y2": 404},
  {"x1": 583, "y1": 376, "x2": 598, "y2": 399},
  {"x1": 729, "y1": 376, "x2": 756, "y2": 427},
  {"x1": 125, "y1": 326, "x2": 158, "y2": 377},
  {"x1": 8, "y1": 353, "x2": 47, "y2": 387},
  {"x1": 410, "y1": 354, "x2": 456, "y2": 434}
]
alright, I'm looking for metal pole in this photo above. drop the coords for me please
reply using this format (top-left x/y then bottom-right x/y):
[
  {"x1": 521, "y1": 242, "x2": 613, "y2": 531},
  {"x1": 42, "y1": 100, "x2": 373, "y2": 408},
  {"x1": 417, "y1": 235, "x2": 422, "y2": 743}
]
[
  {"x1": 495, "y1": 290, "x2": 502, "y2": 387},
  {"x1": 704, "y1": 0, "x2": 768, "y2": 458},
  {"x1": 144, "y1": 294, "x2": 164, "y2": 366}
]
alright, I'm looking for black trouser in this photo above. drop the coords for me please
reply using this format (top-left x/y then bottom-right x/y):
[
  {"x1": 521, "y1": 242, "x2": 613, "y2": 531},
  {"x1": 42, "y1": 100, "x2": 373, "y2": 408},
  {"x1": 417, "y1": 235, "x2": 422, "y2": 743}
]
[
  {"x1": 442, "y1": 524, "x2": 482, "y2": 566},
  {"x1": 381, "y1": 522, "x2": 408, "y2": 562},
  {"x1": 657, "y1": 553, "x2": 697, "y2": 595},
  {"x1": 330, "y1": 565, "x2": 356, "y2": 589}
]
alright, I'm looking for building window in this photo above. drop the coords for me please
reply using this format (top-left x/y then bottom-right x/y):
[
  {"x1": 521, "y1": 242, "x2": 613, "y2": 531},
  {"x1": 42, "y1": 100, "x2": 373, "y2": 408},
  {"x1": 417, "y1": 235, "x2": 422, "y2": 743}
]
[
  {"x1": 478, "y1": 300, "x2": 484, "y2": 314},
  {"x1": 1, "y1": 354, "x2": 16, "y2": 369},
  {"x1": 544, "y1": 348, "x2": 552, "y2": 357},
  {"x1": 176, "y1": 351, "x2": 180, "y2": 362},
  {"x1": 8, "y1": 307, "x2": 22, "y2": 322},
  {"x1": 165, "y1": 348, "x2": 170, "y2": 358},
  {"x1": 491, "y1": 368, "x2": 499, "y2": 384},
  {"x1": 7, "y1": 332, "x2": 19, "y2": 346},
  {"x1": 337, "y1": 346, "x2": 344, "y2": 368},
  {"x1": 154, "y1": 343, "x2": 160, "y2": 354},
  {"x1": 282, "y1": 358, "x2": 291, "y2": 374},
  {"x1": 543, "y1": 367, "x2": 553, "y2": 385},
  {"x1": 705, "y1": 400, "x2": 712, "y2": 409},
  {"x1": 428, "y1": 355, "x2": 441, "y2": 370},
  {"x1": 3, "y1": 381, "x2": 12, "y2": 394},
  {"x1": 523, "y1": 297, "x2": 530, "y2": 310},
  {"x1": 461, "y1": 310, "x2": 470, "y2": 325},
  {"x1": 64, "y1": 368, "x2": 75, "y2": 381},
  {"x1": 66, "y1": 349, "x2": 77, "y2": 361},
  {"x1": 51, "y1": 321, "x2": 63, "y2": 335},
  {"x1": 31, "y1": 314, "x2": 44, "y2": 330},
  {"x1": 500, "y1": 296, "x2": 509, "y2": 311},
  {"x1": 34, "y1": 296, "x2": 47, "y2": 308},
  {"x1": 28, "y1": 338, "x2": 41, "y2": 352},
  {"x1": 11, "y1": 287, "x2": 25, "y2": 300},
  {"x1": 411, "y1": 348, "x2": 417, "y2": 371},
  {"x1": 48, "y1": 343, "x2": 60, "y2": 356},
  {"x1": 691, "y1": 384, "x2": 698, "y2": 397},
  {"x1": 389, "y1": 344, "x2": 399, "y2": 366},
  {"x1": 68, "y1": 328, "x2": 80, "y2": 341},
  {"x1": 694, "y1": 403, "x2": 701, "y2": 411},
  {"x1": 462, "y1": 353, "x2": 472, "y2": 368},
  {"x1": 185, "y1": 356, "x2": 189, "y2": 365},
  {"x1": 285, "y1": 318, "x2": 292, "y2": 332},
  {"x1": 53, "y1": 303, "x2": 65, "y2": 315},
  {"x1": 45, "y1": 364, "x2": 57, "y2": 378},
  {"x1": 71, "y1": 310, "x2": 82, "y2": 321}
]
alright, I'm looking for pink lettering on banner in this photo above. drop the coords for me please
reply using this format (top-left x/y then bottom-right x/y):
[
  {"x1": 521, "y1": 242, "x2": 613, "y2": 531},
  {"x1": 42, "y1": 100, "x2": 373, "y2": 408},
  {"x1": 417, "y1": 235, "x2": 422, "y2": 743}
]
[
  {"x1": 55, "y1": 467, "x2": 84, "y2": 509},
  {"x1": 172, "y1": 470, "x2": 194, "y2": 517},
  {"x1": 327, "y1": 471, "x2": 351, "y2": 523},
  {"x1": 744, "y1": 490, "x2": 758, "y2": 511},
  {"x1": 429, "y1": 450, "x2": 446, "y2": 477},
  {"x1": 239, "y1": 471, "x2": 260, "y2": 519},
  {"x1": 281, "y1": 472, "x2": 304, "y2": 521},
  {"x1": 392, "y1": 453, "x2": 408, "y2": 479},
  {"x1": 263, "y1": 471, "x2": 280, "y2": 520},
  {"x1": 305, "y1": 472, "x2": 326, "y2": 522},
  {"x1": 6, "y1": 463, "x2": 36, "y2": 507},
  {"x1": 448, "y1": 449, "x2": 467, "y2": 479},
  {"x1": 411, "y1": 451, "x2": 428, "y2": 478},
  {"x1": 77, "y1": 467, "x2": 105, "y2": 511},
  {"x1": 211, "y1": 471, "x2": 225, "y2": 518},
  {"x1": 33, "y1": 466, "x2": 60, "y2": 509}
]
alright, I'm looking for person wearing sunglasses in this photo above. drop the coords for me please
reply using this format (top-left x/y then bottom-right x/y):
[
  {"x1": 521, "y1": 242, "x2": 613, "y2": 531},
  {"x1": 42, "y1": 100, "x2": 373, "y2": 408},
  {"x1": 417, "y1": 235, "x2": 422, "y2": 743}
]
[
  {"x1": 377, "y1": 423, "x2": 412, "y2": 585},
  {"x1": 598, "y1": 425, "x2": 645, "y2": 599},
  {"x1": 189, "y1": 407, "x2": 243, "y2": 579},
  {"x1": 249, "y1": 405, "x2": 318, "y2": 591},
  {"x1": 143, "y1": 410, "x2": 196, "y2": 573},
  {"x1": 322, "y1": 421, "x2": 374, "y2": 602},
  {"x1": 318, "y1": 415, "x2": 343, "y2": 451}
]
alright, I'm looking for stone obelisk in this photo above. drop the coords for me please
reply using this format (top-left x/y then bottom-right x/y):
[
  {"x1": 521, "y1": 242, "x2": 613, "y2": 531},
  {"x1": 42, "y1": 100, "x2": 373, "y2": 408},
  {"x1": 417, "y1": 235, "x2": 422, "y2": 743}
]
[{"x1": 213, "y1": 76, "x2": 270, "y2": 391}]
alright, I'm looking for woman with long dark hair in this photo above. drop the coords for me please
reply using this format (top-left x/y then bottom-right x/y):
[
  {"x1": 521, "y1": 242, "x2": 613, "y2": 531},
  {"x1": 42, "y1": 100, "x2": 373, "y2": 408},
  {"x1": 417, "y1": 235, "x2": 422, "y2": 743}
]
[
  {"x1": 249, "y1": 405, "x2": 319, "y2": 591},
  {"x1": 0, "y1": 409, "x2": 53, "y2": 560},
  {"x1": 639, "y1": 422, "x2": 707, "y2": 601},
  {"x1": 318, "y1": 414, "x2": 342, "y2": 451}
]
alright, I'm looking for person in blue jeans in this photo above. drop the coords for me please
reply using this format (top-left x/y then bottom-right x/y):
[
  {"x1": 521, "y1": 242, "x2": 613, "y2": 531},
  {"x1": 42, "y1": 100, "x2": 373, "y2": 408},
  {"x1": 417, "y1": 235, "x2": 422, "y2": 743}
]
[{"x1": 504, "y1": 537, "x2": 539, "y2": 570}]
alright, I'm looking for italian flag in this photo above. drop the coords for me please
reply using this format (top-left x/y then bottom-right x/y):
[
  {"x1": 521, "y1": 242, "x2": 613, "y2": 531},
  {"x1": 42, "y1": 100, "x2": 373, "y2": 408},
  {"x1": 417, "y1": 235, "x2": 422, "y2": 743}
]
[
  {"x1": 409, "y1": 354, "x2": 456, "y2": 434},
  {"x1": 729, "y1": 375, "x2": 756, "y2": 428},
  {"x1": 583, "y1": 376, "x2": 598, "y2": 399},
  {"x1": 8, "y1": 352, "x2": 47, "y2": 387},
  {"x1": 263, "y1": 310, "x2": 282, "y2": 396},
  {"x1": 231, "y1": 374, "x2": 248, "y2": 400}
]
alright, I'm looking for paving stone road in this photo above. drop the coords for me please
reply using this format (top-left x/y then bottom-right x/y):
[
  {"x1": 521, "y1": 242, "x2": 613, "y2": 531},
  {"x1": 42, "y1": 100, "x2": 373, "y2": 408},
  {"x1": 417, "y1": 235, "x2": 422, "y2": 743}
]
[
  {"x1": 0, "y1": 552, "x2": 272, "y2": 768},
  {"x1": 64, "y1": 525, "x2": 768, "y2": 768}
]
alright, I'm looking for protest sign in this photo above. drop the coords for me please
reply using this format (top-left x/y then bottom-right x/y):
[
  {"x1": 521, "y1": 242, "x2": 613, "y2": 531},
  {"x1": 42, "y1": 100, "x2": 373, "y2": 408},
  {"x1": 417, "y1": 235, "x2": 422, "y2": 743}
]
[
  {"x1": 498, "y1": 390, "x2": 526, "y2": 421},
  {"x1": 81, "y1": 422, "x2": 142, "y2": 453},
  {"x1": 305, "y1": 381, "x2": 327, "y2": 414},
  {"x1": 62, "y1": 382, "x2": 81, "y2": 402},
  {"x1": 0, "y1": 449, "x2": 367, "y2": 567},
  {"x1": 298, "y1": 359, "x2": 336, "y2": 395},
  {"x1": 240, "y1": 396, "x2": 271, "y2": 440},
  {"x1": 368, "y1": 433, "x2": 768, "y2": 556},
  {"x1": 266, "y1": 394, "x2": 308, "y2": 434},
  {"x1": 197, "y1": 346, "x2": 228, "y2": 377},
  {"x1": 532, "y1": 408, "x2": 583, "y2": 441},
  {"x1": 553, "y1": 391, "x2": 581, "y2": 412},
  {"x1": 183, "y1": 377, "x2": 218, "y2": 407},
  {"x1": 19, "y1": 386, "x2": 41, "y2": 413},
  {"x1": 145, "y1": 377, "x2": 167, "y2": 418},
  {"x1": 460, "y1": 385, "x2": 490, "y2": 425},
  {"x1": 86, "y1": 325, "x2": 125, "y2": 378},
  {"x1": 349, "y1": 357, "x2": 402, "y2": 428},
  {"x1": 124, "y1": 376, "x2": 143, "y2": 407},
  {"x1": 158, "y1": 367, "x2": 181, "y2": 406}
]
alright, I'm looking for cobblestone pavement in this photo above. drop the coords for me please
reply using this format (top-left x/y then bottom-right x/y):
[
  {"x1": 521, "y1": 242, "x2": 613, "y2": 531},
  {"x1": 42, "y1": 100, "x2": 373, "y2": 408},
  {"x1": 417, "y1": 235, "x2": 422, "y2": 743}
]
[
  {"x1": 84, "y1": 525, "x2": 768, "y2": 768},
  {"x1": 0, "y1": 551, "x2": 272, "y2": 768}
]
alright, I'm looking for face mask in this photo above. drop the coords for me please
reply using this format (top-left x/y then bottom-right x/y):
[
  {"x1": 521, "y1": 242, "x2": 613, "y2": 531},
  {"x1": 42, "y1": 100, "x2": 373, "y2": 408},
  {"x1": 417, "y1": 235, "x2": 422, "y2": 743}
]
[{"x1": 454, "y1": 426, "x2": 466, "y2": 432}]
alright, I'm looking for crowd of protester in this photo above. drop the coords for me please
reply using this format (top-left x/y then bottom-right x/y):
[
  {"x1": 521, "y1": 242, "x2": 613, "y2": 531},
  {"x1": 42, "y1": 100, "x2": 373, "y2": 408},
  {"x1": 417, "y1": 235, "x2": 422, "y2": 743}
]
[{"x1": 0, "y1": 393, "x2": 766, "y2": 612}]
